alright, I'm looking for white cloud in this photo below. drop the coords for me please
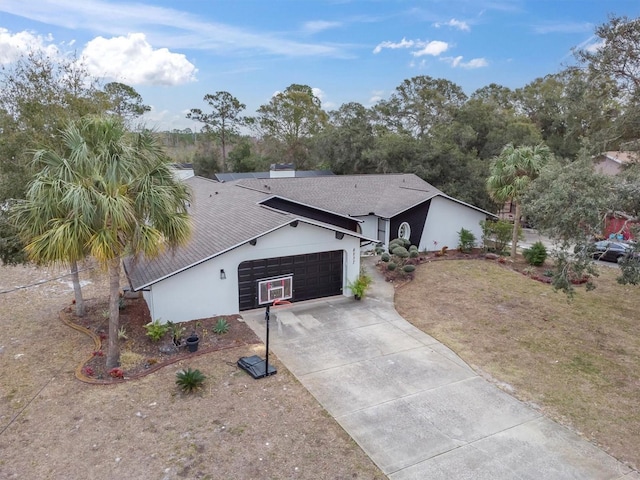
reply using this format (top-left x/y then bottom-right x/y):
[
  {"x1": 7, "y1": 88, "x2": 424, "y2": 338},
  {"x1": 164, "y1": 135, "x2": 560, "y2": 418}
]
[
  {"x1": 463, "y1": 57, "x2": 488, "y2": 68},
  {"x1": 373, "y1": 38, "x2": 448, "y2": 57},
  {"x1": 443, "y1": 56, "x2": 488, "y2": 69},
  {"x1": 312, "y1": 87, "x2": 325, "y2": 101},
  {"x1": 412, "y1": 41, "x2": 449, "y2": 57},
  {"x1": 0, "y1": 28, "x2": 60, "y2": 64},
  {"x1": 435, "y1": 19, "x2": 470, "y2": 31},
  {"x1": 585, "y1": 40, "x2": 604, "y2": 53},
  {"x1": 82, "y1": 33, "x2": 197, "y2": 86},
  {"x1": 303, "y1": 20, "x2": 342, "y2": 35},
  {"x1": 373, "y1": 38, "x2": 414, "y2": 54},
  {"x1": 0, "y1": 0, "x2": 346, "y2": 58}
]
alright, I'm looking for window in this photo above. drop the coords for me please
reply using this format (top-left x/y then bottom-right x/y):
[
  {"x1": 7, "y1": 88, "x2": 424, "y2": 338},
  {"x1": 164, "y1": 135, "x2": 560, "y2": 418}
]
[{"x1": 398, "y1": 222, "x2": 411, "y2": 240}]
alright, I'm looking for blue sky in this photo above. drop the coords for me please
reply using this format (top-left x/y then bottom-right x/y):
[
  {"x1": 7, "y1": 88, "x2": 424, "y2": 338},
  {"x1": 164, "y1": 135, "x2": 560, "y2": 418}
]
[{"x1": 1, "y1": 0, "x2": 640, "y2": 132}]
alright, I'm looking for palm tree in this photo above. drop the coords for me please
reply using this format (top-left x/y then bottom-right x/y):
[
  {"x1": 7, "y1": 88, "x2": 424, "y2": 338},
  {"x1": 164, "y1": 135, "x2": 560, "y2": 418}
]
[
  {"x1": 487, "y1": 143, "x2": 552, "y2": 258},
  {"x1": 12, "y1": 130, "x2": 96, "y2": 316},
  {"x1": 14, "y1": 116, "x2": 192, "y2": 367}
]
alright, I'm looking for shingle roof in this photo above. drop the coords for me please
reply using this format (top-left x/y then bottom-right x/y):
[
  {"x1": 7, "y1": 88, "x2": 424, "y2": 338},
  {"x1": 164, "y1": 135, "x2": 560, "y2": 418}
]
[
  {"x1": 124, "y1": 176, "x2": 369, "y2": 290},
  {"x1": 125, "y1": 173, "x2": 493, "y2": 290},
  {"x1": 236, "y1": 173, "x2": 443, "y2": 218}
]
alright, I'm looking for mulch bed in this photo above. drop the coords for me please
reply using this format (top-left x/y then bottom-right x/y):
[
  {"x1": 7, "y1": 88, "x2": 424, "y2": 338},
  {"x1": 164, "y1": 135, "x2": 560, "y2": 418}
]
[
  {"x1": 60, "y1": 296, "x2": 262, "y2": 384},
  {"x1": 379, "y1": 248, "x2": 589, "y2": 286}
]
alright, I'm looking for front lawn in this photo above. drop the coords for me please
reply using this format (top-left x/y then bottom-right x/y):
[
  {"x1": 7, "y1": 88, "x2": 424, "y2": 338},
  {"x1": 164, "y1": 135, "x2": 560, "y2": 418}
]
[{"x1": 395, "y1": 258, "x2": 640, "y2": 471}]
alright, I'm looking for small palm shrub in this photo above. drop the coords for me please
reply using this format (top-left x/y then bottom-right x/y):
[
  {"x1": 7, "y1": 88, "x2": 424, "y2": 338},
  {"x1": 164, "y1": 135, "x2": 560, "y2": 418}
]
[
  {"x1": 144, "y1": 319, "x2": 169, "y2": 342},
  {"x1": 457, "y1": 228, "x2": 476, "y2": 253},
  {"x1": 213, "y1": 317, "x2": 230, "y2": 335},
  {"x1": 117, "y1": 326, "x2": 128, "y2": 340},
  {"x1": 523, "y1": 241, "x2": 548, "y2": 266},
  {"x1": 348, "y1": 270, "x2": 372, "y2": 298},
  {"x1": 176, "y1": 368, "x2": 206, "y2": 393}
]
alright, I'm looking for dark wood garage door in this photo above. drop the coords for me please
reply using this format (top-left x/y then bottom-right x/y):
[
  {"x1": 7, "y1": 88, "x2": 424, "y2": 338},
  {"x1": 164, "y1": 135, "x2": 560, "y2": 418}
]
[{"x1": 238, "y1": 250, "x2": 344, "y2": 311}]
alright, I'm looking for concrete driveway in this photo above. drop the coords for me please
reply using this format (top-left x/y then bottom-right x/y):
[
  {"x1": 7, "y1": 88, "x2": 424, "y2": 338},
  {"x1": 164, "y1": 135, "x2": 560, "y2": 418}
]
[{"x1": 242, "y1": 259, "x2": 638, "y2": 479}]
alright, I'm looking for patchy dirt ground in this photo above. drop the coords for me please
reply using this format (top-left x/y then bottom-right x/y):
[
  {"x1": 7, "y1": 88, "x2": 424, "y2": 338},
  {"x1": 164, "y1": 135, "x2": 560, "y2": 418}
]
[
  {"x1": 395, "y1": 256, "x2": 640, "y2": 472},
  {"x1": 0, "y1": 263, "x2": 384, "y2": 480}
]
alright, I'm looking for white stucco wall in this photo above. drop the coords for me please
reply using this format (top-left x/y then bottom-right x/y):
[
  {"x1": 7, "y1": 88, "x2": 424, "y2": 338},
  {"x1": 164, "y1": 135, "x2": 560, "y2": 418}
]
[
  {"x1": 354, "y1": 215, "x2": 380, "y2": 252},
  {"x1": 419, "y1": 196, "x2": 487, "y2": 252},
  {"x1": 142, "y1": 221, "x2": 361, "y2": 323}
]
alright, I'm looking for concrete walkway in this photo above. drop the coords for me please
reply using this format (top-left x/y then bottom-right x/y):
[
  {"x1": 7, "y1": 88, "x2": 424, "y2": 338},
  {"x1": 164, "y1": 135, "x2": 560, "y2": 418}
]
[{"x1": 242, "y1": 259, "x2": 638, "y2": 479}]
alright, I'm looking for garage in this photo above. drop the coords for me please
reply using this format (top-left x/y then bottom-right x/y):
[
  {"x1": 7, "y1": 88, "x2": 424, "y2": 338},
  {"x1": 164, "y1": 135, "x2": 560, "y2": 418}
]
[{"x1": 238, "y1": 250, "x2": 344, "y2": 310}]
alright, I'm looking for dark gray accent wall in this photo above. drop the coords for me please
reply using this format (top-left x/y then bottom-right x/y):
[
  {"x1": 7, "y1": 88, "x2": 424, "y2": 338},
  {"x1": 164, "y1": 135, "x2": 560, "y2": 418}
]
[
  {"x1": 262, "y1": 197, "x2": 359, "y2": 232},
  {"x1": 389, "y1": 199, "x2": 431, "y2": 246}
]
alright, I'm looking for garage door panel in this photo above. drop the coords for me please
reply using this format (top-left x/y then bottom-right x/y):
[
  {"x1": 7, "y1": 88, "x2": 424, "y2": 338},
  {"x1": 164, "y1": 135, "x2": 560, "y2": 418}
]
[{"x1": 238, "y1": 250, "x2": 344, "y2": 311}]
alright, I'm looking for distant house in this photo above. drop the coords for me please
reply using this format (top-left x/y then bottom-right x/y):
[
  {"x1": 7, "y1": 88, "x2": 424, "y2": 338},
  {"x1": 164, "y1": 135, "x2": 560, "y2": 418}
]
[
  {"x1": 170, "y1": 163, "x2": 195, "y2": 180},
  {"x1": 214, "y1": 164, "x2": 334, "y2": 182},
  {"x1": 593, "y1": 152, "x2": 640, "y2": 239},
  {"x1": 124, "y1": 173, "x2": 494, "y2": 323},
  {"x1": 594, "y1": 151, "x2": 639, "y2": 176}
]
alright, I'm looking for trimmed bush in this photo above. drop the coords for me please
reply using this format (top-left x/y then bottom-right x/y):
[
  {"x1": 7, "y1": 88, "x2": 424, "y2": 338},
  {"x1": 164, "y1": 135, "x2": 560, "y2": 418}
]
[
  {"x1": 402, "y1": 265, "x2": 416, "y2": 273},
  {"x1": 523, "y1": 241, "x2": 548, "y2": 266},
  {"x1": 387, "y1": 262, "x2": 397, "y2": 271},
  {"x1": 389, "y1": 238, "x2": 404, "y2": 252},
  {"x1": 409, "y1": 250, "x2": 419, "y2": 258},
  {"x1": 393, "y1": 246, "x2": 409, "y2": 258},
  {"x1": 381, "y1": 252, "x2": 390, "y2": 262},
  {"x1": 409, "y1": 245, "x2": 418, "y2": 252}
]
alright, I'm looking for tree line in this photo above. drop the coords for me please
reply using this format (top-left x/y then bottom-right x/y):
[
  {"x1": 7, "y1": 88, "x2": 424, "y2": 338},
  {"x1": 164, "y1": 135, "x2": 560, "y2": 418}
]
[{"x1": 2, "y1": 15, "x2": 640, "y2": 294}]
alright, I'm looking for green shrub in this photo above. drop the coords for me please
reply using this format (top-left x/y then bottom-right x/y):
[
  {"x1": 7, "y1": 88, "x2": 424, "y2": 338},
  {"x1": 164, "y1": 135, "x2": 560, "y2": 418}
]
[
  {"x1": 175, "y1": 368, "x2": 206, "y2": 393},
  {"x1": 389, "y1": 238, "x2": 403, "y2": 248},
  {"x1": 457, "y1": 228, "x2": 476, "y2": 253},
  {"x1": 402, "y1": 265, "x2": 416, "y2": 273},
  {"x1": 348, "y1": 274, "x2": 371, "y2": 299},
  {"x1": 144, "y1": 319, "x2": 169, "y2": 342},
  {"x1": 481, "y1": 219, "x2": 520, "y2": 254},
  {"x1": 387, "y1": 262, "x2": 397, "y2": 271},
  {"x1": 381, "y1": 252, "x2": 390, "y2": 262},
  {"x1": 213, "y1": 317, "x2": 230, "y2": 334},
  {"x1": 393, "y1": 246, "x2": 409, "y2": 258},
  {"x1": 523, "y1": 241, "x2": 548, "y2": 266},
  {"x1": 409, "y1": 245, "x2": 418, "y2": 252},
  {"x1": 409, "y1": 250, "x2": 419, "y2": 258}
]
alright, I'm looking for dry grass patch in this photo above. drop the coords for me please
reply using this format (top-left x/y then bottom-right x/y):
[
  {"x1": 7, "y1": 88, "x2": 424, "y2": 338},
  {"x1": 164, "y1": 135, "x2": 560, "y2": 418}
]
[
  {"x1": 396, "y1": 258, "x2": 640, "y2": 471},
  {"x1": 0, "y1": 264, "x2": 384, "y2": 479}
]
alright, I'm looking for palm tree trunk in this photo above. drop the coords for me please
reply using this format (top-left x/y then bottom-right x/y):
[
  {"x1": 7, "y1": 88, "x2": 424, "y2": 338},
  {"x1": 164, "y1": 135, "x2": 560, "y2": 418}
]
[
  {"x1": 106, "y1": 258, "x2": 121, "y2": 369},
  {"x1": 511, "y1": 202, "x2": 521, "y2": 258},
  {"x1": 70, "y1": 259, "x2": 85, "y2": 317}
]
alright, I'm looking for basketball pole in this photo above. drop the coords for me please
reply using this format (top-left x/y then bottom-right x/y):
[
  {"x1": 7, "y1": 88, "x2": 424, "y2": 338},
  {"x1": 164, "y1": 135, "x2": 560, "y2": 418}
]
[{"x1": 265, "y1": 304, "x2": 271, "y2": 377}]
